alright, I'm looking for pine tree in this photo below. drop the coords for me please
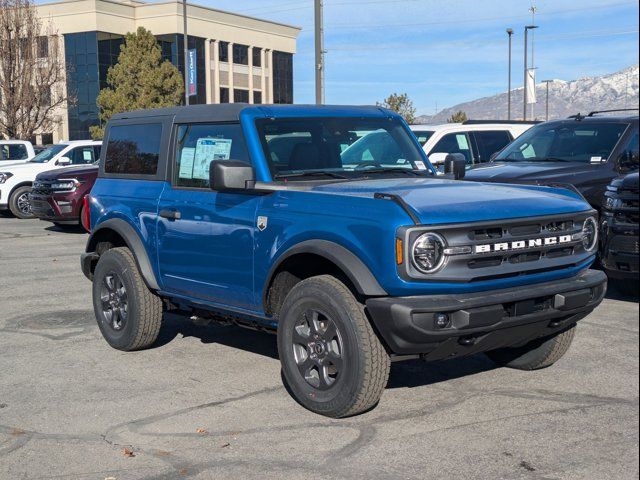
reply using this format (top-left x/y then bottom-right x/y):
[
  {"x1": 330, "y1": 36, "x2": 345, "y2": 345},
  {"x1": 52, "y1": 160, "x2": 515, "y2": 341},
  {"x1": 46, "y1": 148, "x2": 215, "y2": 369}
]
[
  {"x1": 377, "y1": 93, "x2": 416, "y2": 124},
  {"x1": 90, "y1": 27, "x2": 184, "y2": 139},
  {"x1": 447, "y1": 110, "x2": 468, "y2": 123}
]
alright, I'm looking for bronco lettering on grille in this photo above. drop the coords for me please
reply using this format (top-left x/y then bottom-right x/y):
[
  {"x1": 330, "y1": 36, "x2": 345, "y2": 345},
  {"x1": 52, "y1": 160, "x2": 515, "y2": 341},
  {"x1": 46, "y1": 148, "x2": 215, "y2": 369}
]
[{"x1": 475, "y1": 235, "x2": 573, "y2": 254}]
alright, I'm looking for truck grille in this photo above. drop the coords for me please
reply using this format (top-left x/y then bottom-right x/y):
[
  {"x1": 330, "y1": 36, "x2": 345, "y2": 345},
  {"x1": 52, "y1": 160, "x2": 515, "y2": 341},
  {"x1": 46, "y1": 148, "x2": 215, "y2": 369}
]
[
  {"x1": 609, "y1": 235, "x2": 639, "y2": 255},
  {"x1": 402, "y1": 212, "x2": 595, "y2": 283},
  {"x1": 32, "y1": 180, "x2": 53, "y2": 196}
]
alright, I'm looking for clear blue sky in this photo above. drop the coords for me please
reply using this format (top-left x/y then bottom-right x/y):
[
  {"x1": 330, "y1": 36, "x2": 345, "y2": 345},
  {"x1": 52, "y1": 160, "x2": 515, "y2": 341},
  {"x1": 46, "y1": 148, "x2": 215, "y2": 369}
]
[{"x1": 202, "y1": 0, "x2": 639, "y2": 115}]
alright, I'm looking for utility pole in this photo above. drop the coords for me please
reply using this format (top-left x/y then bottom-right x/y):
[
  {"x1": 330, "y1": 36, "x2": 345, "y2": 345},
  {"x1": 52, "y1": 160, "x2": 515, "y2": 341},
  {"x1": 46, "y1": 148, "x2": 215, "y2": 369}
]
[
  {"x1": 542, "y1": 79, "x2": 552, "y2": 121},
  {"x1": 523, "y1": 25, "x2": 538, "y2": 120},
  {"x1": 314, "y1": 0, "x2": 325, "y2": 104},
  {"x1": 506, "y1": 28, "x2": 513, "y2": 120},
  {"x1": 183, "y1": 0, "x2": 189, "y2": 106}
]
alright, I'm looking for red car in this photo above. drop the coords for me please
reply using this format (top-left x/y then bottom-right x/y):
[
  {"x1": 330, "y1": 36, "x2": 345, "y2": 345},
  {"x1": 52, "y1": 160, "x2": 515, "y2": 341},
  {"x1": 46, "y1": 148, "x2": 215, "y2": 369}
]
[{"x1": 30, "y1": 164, "x2": 98, "y2": 230}]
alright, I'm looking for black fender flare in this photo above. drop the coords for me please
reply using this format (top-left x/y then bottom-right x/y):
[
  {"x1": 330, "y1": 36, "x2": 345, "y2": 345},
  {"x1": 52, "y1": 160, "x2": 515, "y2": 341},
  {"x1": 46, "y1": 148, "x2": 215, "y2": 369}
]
[
  {"x1": 263, "y1": 239, "x2": 387, "y2": 307},
  {"x1": 85, "y1": 218, "x2": 160, "y2": 290}
]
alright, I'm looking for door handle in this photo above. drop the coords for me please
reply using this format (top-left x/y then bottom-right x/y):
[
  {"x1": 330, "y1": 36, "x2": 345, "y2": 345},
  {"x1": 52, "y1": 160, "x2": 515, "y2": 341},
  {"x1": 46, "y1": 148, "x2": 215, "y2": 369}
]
[{"x1": 159, "y1": 209, "x2": 181, "y2": 220}]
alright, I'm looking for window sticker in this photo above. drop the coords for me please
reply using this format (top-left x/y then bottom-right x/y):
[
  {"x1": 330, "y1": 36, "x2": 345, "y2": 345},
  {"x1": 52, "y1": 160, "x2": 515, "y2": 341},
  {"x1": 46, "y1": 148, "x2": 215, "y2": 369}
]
[
  {"x1": 590, "y1": 156, "x2": 603, "y2": 164},
  {"x1": 178, "y1": 147, "x2": 196, "y2": 178},
  {"x1": 415, "y1": 160, "x2": 427, "y2": 170},
  {"x1": 83, "y1": 149, "x2": 93, "y2": 161},
  {"x1": 192, "y1": 138, "x2": 233, "y2": 180},
  {"x1": 456, "y1": 134, "x2": 469, "y2": 150}
]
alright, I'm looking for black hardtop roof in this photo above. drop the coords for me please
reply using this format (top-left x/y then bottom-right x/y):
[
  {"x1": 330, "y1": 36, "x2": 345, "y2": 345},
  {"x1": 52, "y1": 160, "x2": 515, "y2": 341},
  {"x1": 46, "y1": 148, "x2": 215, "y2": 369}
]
[
  {"x1": 551, "y1": 114, "x2": 639, "y2": 125},
  {"x1": 109, "y1": 103, "x2": 392, "y2": 123}
]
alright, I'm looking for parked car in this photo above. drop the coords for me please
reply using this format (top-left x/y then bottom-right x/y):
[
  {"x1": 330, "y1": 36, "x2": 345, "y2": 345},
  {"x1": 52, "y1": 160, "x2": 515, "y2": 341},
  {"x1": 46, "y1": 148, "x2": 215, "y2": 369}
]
[
  {"x1": 81, "y1": 104, "x2": 605, "y2": 418},
  {"x1": 30, "y1": 164, "x2": 98, "y2": 229},
  {"x1": 410, "y1": 121, "x2": 535, "y2": 168},
  {"x1": 0, "y1": 140, "x2": 36, "y2": 164},
  {"x1": 600, "y1": 172, "x2": 639, "y2": 295},
  {"x1": 0, "y1": 140, "x2": 102, "y2": 219}
]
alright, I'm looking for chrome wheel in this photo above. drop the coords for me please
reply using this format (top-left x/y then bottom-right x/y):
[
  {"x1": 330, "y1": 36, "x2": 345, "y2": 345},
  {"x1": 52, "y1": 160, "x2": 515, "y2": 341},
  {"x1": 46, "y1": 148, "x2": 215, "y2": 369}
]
[
  {"x1": 292, "y1": 309, "x2": 344, "y2": 390},
  {"x1": 100, "y1": 272, "x2": 128, "y2": 331},
  {"x1": 17, "y1": 192, "x2": 31, "y2": 216}
]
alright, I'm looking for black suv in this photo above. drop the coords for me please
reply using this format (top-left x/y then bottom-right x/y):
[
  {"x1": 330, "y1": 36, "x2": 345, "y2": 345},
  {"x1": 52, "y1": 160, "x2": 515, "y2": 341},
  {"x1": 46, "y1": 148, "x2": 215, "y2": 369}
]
[
  {"x1": 465, "y1": 111, "x2": 639, "y2": 286},
  {"x1": 600, "y1": 172, "x2": 639, "y2": 295}
]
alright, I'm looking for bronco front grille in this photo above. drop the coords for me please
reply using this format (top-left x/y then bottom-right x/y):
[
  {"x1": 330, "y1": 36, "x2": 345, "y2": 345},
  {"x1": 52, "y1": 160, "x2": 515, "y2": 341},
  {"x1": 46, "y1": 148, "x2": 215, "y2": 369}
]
[{"x1": 400, "y1": 212, "x2": 595, "y2": 283}]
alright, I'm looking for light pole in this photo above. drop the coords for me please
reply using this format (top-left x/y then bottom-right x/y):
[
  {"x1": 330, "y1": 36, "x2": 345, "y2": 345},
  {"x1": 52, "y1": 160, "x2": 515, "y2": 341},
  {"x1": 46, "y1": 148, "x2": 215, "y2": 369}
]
[
  {"x1": 542, "y1": 79, "x2": 552, "y2": 121},
  {"x1": 506, "y1": 28, "x2": 513, "y2": 120},
  {"x1": 183, "y1": 0, "x2": 189, "y2": 106},
  {"x1": 523, "y1": 25, "x2": 538, "y2": 120},
  {"x1": 314, "y1": 0, "x2": 325, "y2": 104}
]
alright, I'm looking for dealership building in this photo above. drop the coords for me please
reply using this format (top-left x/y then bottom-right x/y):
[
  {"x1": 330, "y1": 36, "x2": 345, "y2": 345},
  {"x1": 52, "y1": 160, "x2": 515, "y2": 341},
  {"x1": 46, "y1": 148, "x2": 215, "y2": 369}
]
[{"x1": 34, "y1": 0, "x2": 300, "y2": 142}]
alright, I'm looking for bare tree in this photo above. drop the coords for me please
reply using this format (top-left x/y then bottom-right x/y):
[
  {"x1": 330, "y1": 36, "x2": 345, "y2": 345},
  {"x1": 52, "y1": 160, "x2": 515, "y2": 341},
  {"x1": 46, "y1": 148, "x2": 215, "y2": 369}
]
[{"x1": 0, "y1": 0, "x2": 69, "y2": 140}]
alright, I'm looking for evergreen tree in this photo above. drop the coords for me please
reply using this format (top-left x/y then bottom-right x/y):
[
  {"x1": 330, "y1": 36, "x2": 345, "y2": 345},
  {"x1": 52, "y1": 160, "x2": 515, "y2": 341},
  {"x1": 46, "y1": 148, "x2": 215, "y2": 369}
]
[
  {"x1": 90, "y1": 27, "x2": 184, "y2": 139},
  {"x1": 447, "y1": 110, "x2": 468, "y2": 123},
  {"x1": 377, "y1": 93, "x2": 416, "y2": 124}
]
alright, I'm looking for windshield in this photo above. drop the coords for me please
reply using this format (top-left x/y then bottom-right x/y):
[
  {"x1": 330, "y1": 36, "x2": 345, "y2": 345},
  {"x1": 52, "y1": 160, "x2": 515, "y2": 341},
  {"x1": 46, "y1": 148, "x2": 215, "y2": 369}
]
[
  {"x1": 412, "y1": 130, "x2": 435, "y2": 146},
  {"x1": 495, "y1": 122, "x2": 628, "y2": 163},
  {"x1": 29, "y1": 144, "x2": 67, "y2": 163},
  {"x1": 256, "y1": 117, "x2": 429, "y2": 179}
]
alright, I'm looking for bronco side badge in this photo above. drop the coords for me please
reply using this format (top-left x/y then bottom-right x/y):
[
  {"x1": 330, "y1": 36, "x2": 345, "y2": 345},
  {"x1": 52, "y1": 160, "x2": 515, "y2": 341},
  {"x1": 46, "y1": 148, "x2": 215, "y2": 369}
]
[{"x1": 257, "y1": 216, "x2": 268, "y2": 231}]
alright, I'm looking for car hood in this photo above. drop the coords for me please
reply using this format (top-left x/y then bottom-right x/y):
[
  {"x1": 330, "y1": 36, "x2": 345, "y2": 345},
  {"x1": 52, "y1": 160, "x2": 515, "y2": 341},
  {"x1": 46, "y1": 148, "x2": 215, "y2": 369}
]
[
  {"x1": 36, "y1": 164, "x2": 98, "y2": 181},
  {"x1": 0, "y1": 161, "x2": 55, "y2": 174},
  {"x1": 464, "y1": 161, "x2": 597, "y2": 184},
  {"x1": 308, "y1": 177, "x2": 591, "y2": 224}
]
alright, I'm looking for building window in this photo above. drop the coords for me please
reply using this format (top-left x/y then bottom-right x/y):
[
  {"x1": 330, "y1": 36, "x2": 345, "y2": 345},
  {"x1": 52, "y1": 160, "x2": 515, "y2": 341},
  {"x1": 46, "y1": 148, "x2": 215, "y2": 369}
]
[
  {"x1": 272, "y1": 51, "x2": 293, "y2": 104},
  {"x1": 219, "y1": 41, "x2": 229, "y2": 62},
  {"x1": 234, "y1": 89, "x2": 249, "y2": 103},
  {"x1": 253, "y1": 91, "x2": 262, "y2": 104},
  {"x1": 36, "y1": 36, "x2": 49, "y2": 58},
  {"x1": 233, "y1": 44, "x2": 248, "y2": 65},
  {"x1": 41, "y1": 133, "x2": 53, "y2": 145},
  {"x1": 220, "y1": 88, "x2": 229, "y2": 103},
  {"x1": 252, "y1": 48, "x2": 261, "y2": 67}
]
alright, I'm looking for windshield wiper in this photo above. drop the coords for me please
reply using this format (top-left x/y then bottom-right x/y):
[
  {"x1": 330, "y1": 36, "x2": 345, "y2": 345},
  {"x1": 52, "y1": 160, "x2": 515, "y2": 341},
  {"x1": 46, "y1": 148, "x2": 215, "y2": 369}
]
[
  {"x1": 274, "y1": 171, "x2": 349, "y2": 180},
  {"x1": 355, "y1": 167, "x2": 427, "y2": 176}
]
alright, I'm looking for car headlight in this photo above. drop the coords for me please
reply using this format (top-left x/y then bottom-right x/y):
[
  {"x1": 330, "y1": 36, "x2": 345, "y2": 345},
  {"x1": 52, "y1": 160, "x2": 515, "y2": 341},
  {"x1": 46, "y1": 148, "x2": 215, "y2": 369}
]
[
  {"x1": 604, "y1": 196, "x2": 623, "y2": 210},
  {"x1": 582, "y1": 216, "x2": 598, "y2": 252},
  {"x1": 0, "y1": 172, "x2": 13, "y2": 184},
  {"x1": 412, "y1": 232, "x2": 446, "y2": 273},
  {"x1": 51, "y1": 179, "x2": 79, "y2": 191}
]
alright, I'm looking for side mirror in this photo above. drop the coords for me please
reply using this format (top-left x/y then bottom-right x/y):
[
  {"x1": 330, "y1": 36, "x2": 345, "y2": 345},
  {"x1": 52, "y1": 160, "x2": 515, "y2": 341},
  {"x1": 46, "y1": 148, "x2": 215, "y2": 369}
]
[
  {"x1": 444, "y1": 153, "x2": 466, "y2": 180},
  {"x1": 428, "y1": 152, "x2": 448, "y2": 165},
  {"x1": 57, "y1": 156, "x2": 71, "y2": 166},
  {"x1": 210, "y1": 160, "x2": 255, "y2": 191},
  {"x1": 618, "y1": 150, "x2": 639, "y2": 172}
]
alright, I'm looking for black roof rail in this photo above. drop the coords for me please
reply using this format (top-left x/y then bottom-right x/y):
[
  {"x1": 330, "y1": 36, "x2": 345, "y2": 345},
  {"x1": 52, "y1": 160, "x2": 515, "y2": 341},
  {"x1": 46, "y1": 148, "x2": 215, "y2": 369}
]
[
  {"x1": 586, "y1": 108, "x2": 639, "y2": 117},
  {"x1": 462, "y1": 119, "x2": 541, "y2": 125}
]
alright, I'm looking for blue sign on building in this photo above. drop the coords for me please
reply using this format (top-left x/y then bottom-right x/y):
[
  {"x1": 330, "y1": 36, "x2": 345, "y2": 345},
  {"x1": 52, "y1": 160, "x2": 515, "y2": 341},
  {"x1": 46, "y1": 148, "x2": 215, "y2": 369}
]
[{"x1": 187, "y1": 49, "x2": 197, "y2": 96}]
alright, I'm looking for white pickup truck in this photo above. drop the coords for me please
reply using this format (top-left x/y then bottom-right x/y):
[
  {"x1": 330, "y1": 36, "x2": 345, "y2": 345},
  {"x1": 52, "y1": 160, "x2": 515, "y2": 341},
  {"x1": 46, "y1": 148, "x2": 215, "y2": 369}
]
[{"x1": 0, "y1": 140, "x2": 36, "y2": 164}]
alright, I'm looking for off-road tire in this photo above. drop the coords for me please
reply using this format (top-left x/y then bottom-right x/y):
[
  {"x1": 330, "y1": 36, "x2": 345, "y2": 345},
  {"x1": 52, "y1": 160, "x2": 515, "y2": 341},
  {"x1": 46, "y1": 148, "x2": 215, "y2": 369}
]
[
  {"x1": 277, "y1": 275, "x2": 390, "y2": 418},
  {"x1": 485, "y1": 324, "x2": 576, "y2": 370},
  {"x1": 92, "y1": 247, "x2": 163, "y2": 351},
  {"x1": 9, "y1": 186, "x2": 35, "y2": 219}
]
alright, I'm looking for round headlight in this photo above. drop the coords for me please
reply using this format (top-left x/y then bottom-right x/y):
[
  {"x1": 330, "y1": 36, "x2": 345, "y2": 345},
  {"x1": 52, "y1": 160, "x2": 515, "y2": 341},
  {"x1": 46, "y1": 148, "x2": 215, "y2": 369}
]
[
  {"x1": 582, "y1": 216, "x2": 598, "y2": 252},
  {"x1": 412, "y1": 232, "x2": 446, "y2": 273}
]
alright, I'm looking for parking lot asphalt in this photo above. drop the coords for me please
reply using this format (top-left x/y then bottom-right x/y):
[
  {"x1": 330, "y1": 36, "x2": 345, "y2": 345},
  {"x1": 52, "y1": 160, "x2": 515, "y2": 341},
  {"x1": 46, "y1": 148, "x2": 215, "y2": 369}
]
[{"x1": 0, "y1": 214, "x2": 638, "y2": 480}]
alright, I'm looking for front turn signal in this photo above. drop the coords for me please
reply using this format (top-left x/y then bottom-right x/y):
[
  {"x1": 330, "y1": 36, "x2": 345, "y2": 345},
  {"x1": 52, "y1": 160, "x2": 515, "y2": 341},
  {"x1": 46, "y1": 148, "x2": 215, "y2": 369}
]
[{"x1": 395, "y1": 238, "x2": 403, "y2": 265}]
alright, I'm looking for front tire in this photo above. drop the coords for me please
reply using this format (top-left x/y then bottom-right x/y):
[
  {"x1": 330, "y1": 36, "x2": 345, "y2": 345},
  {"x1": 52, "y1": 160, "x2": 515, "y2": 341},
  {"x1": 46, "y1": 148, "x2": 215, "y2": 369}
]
[
  {"x1": 277, "y1": 275, "x2": 390, "y2": 418},
  {"x1": 92, "y1": 247, "x2": 163, "y2": 351},
  {"x1": 485, "y1": 324, "x2": 576, "y2": 370},
  {"x1": 9, "y1": 186, "x2": 35, "y2": 219}
]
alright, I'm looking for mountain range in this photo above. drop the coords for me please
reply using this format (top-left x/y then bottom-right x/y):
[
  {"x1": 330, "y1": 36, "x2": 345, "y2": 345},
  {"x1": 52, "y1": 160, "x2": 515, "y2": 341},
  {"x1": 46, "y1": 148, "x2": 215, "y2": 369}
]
[{"x1": 415, "y1": 64, "x2": 639, "y2": 124}]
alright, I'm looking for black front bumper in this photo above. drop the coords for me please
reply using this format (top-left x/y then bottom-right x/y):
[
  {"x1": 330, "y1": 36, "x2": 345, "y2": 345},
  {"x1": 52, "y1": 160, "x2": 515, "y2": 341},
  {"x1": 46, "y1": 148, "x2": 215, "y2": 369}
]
[{"x1": 366, "y1": 269, "x2": 607, "y2": 359}]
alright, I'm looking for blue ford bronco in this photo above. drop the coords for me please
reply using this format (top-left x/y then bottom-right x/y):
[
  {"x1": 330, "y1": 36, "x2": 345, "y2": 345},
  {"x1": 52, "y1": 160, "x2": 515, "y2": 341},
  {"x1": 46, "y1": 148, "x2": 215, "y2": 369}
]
[{"x1": 81, "y1": 104, "x2": 607, "y2": 418}]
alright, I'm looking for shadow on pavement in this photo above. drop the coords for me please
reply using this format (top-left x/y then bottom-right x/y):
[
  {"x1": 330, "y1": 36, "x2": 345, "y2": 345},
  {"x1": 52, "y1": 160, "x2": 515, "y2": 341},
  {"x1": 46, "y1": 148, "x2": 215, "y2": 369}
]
[
  {"x1": 153, "y1": 312, "x2": 499, "y2": 390},
  {"x1": 44, "y1": 224, "x2": 88, "y2": 234}
]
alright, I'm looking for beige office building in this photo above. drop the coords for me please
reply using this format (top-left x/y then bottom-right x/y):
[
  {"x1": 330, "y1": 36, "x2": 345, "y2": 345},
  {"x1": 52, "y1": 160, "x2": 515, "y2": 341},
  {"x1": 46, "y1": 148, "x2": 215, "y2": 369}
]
[{"x1": 34, "y1": 0, "x2": 300, "y2": 142}]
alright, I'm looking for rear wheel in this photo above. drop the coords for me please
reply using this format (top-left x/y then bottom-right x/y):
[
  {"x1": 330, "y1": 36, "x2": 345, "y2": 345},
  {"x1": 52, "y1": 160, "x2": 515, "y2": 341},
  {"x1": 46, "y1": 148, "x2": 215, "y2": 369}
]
[
  {"x1": 92, "y1": 247, "x2": 163, "y2": 351},
  {"x1": 485, "y1": 324, "x2": 576, "y2": 370},
  {"x1": 9, "y1": 186, "x2": 35, "y2": 219},
  {"x1": 277, "y1": 275, "x2": 390, "y2": 418}
]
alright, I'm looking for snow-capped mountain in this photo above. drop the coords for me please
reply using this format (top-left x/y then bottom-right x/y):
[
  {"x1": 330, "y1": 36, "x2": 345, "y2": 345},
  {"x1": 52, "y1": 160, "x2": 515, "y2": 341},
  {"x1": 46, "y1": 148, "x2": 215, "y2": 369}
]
[{"x1": 416, "y1": 65, "x2": 639, "y2": 124}]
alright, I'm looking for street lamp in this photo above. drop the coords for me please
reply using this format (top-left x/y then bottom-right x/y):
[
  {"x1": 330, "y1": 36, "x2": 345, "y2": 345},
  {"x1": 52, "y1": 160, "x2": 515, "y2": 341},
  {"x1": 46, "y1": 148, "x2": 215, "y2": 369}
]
[
  {"x1": 183, "y1": 0, "x2": 189, "y2": 106},
  {"x1": 523, "y1": 25, "x2": 538, "y2": 121},
  {"x1": 506, "y1": 28, "x2": 513, "y2": 120},
  {"x1": 542, "y1": 79, "x2": 552, "y2": 121}
]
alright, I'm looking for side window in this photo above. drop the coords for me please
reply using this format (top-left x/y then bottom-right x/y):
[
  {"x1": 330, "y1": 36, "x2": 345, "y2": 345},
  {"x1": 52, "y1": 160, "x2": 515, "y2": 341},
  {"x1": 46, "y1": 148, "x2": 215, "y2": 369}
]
[
  {"x1": 431, "y1": 133, "x2": 473, "y2": 164},
  {"x1": 104, "y1": 124, "x2": 162, "y2": 175},
  {"x1": 473, "y1": 131, "x2": 512, "y2": 162},
  {"x1": 618, "y1": 131, "x2": 639, "y2": 172},
  {"x1": 69, "y1": 146, "x2": 95, "y2": 164},
  {"x1": 93, "y1": 145, "x2": 102, "y2": 163},
  {"x1": 9, "y1": 144, "x2": 29, "y2": 160},
  {"x1": 174, "y1": 123, "x2": 250, "y2": 188}
]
